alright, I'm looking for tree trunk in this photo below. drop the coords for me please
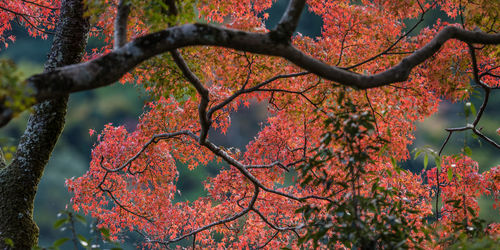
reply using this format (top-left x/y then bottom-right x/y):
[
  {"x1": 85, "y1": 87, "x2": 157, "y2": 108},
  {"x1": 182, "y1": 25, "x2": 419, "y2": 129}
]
[{"x1": 0, "y1": 0, "x2": 89, "y2": 248}]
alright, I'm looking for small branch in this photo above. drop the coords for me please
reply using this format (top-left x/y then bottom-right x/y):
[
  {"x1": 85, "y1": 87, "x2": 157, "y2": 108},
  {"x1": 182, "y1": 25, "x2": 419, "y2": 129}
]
[
  {"x1": 18, "y1": 14, "x2": 56, "y2": 35},
  {"x1": 241, "y1": 52, "x2": 254, "y2": 90},
  {"x1": 99, "y1": 130, "x2": 192, "y2": 172},
  {"x1": 67, "y1": 212, "x2": 80, "y2": 250},
  {"x1": 435, "y1": 162, "x2": 441, "y2": 221},
  {"x1": 479, "y1": 65, "x2": 500, "y2": 78},
  {"x1": 98, "y1": 176, "x2": 154, "y2": 223},
  {"x1": 0, "y1": 5, "x2": 56, "y2": 35},
  {"x1": 441, "y1": 45, "x2": 500, "y2": 151},
  {"x1": 472, "y1": 127, "x2": 500, "y2": 149},
  {"x1": 438, "y1": 131, "x2": 453, "y2": 156},
  {"x1": 21, "y1": 0, "x2": 59, "y2": 10},
  {"x1": 258, "y1": 231, "x2": 279, "y2": 249},
  {"x1": 344, "y1": 1, "x2": 437, "y2": 70},
  {"x1": 468, "y1": 44, "x2": 490, "y2": 127},
  {"x1": 256, "y1": 87, "x2": 325, "y2": 110},
  {"x1": 192, "y1": 233, "x2": 196, "y2": 250},
  {"x1": 207, "y1": 72, "x2": 309, "y2": 119},
  {"x1": 149, "y1": 185, "x2": 260, "y2": 245},
  {"x1": 251, "y1": 208, "x2": 303, "y2": 232}
]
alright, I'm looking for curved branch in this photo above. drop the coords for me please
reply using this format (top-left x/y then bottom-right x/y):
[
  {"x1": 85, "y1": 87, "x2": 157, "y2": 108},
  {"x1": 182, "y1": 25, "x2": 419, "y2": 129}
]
[
  {"x1": 100, "y1": 130, "x2": 192, "y2": 172},
  {"x1": 169, "y1": 50, "x2": 211, "y2": 143},
  {"x1": 2, "y1": 24, "x2": 497, "y2": 127}
]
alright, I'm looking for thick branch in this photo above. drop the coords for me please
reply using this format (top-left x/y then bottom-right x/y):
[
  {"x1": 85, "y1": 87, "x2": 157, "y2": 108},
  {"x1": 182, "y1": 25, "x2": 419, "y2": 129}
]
[
  {"x1": 2, "y1": 24, "x2": 498, "y2": 127},
  {"x1": 272, "y1": 0, "x2": 306, "y2": 42},
  {"x1": 114, "y1": 0, "x2": 131, "y2": 49}
]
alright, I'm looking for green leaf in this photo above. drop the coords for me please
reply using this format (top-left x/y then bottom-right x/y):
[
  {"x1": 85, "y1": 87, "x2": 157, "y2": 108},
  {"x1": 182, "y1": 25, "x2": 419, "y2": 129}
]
[
  {"x1": 53, "y1": 218, "x2": 68, "y2": 229},
  {"x1": 447, "y1": 167, "x2": 453, "y2": 181},
  {"x1": 414, "y1": 149, "x2": 422, "y2": 159},
  {"x1": 75, "y1": 214, "x2": 87, "y2": 225},
  {"x1": 386, "y1": 169, "x2": 392, "y2": 177},
  {"x1": 77, "y1": 234, "x2": 88, "y2": 247},
  {"x1": 423, "y1": 154, "x2": 428, "y2": 170},
  {"x1": 470, "y1": 102, "x2": 477, "y2": 116},
  {"x1": 391, "y1": 156, "x2": 397, "y2": 168},
  {"x1": 52, "y1": 238, "x2": 69, "y2": 248}
]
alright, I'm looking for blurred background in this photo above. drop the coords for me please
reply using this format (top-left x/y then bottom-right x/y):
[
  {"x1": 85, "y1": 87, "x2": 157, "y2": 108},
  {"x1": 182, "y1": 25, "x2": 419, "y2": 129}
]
[{"x1": 0, "y1": 0, "x2": 498, "y2": 248}]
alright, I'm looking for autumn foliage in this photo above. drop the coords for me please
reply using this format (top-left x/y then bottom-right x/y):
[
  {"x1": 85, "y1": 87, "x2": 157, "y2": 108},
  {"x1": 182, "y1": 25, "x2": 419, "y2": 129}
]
[{"x1": 2, "y1": 0, "x2": 500, "y2": 249}]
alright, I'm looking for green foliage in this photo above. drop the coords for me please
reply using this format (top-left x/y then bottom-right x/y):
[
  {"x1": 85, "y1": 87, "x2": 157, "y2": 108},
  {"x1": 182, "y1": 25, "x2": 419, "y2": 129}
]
[
  {"x1": 84, "y1": 0, "x2": 198, "y2": 31},
  {"x1": 438, "y1": 199, "x2": 499, "y2": 248},
  {"x1": 1, "y1": 145, "x2": 16, "y2": 162},
  {"x1": 298, "y1": 95, "x2": 428, "y2": 249},
  {"x1": 34, "y1": 209, "x2": 123, "y2": 250},
  {"x1": 140, "y1": 54, "x2": 197, "y2": 103},
  {"x1": 441, "y1": 217, "x2": 500, "y2": 249},
  {"x1": 0, "y1": 59, "x2": 35, "y2": 117},
  {"x1": 136, "y1": 0, "x2": 198, "y2": 29},
  {"x1": 413, "y1": 146, "x2": 441, "y2": 172},
  {"x1": 449, "y1": 235, "x2": 500, "y2": 250}
]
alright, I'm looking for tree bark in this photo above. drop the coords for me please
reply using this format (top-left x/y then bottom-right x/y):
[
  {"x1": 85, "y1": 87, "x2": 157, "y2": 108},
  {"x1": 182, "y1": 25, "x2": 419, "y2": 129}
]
[{"x1": 0, "y1": 0, "x2": 89, "y2": 249}]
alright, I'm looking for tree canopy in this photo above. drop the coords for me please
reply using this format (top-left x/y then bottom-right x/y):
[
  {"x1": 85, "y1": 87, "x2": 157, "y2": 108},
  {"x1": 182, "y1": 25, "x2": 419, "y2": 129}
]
[{"x1": 0, "y1": 0, "x2": 499, "y2": 249}]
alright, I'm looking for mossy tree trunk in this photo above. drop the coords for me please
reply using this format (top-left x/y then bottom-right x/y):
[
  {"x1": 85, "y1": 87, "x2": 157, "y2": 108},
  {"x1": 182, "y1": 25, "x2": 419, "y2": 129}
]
[{"x1": 0, "y1": 0, "x2": 89, "y2": 248}]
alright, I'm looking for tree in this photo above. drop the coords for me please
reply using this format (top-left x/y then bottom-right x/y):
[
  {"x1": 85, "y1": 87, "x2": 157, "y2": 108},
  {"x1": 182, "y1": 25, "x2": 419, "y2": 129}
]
[{"x1": 0, "y1": 0, "x2": 499, "y2": 248}]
